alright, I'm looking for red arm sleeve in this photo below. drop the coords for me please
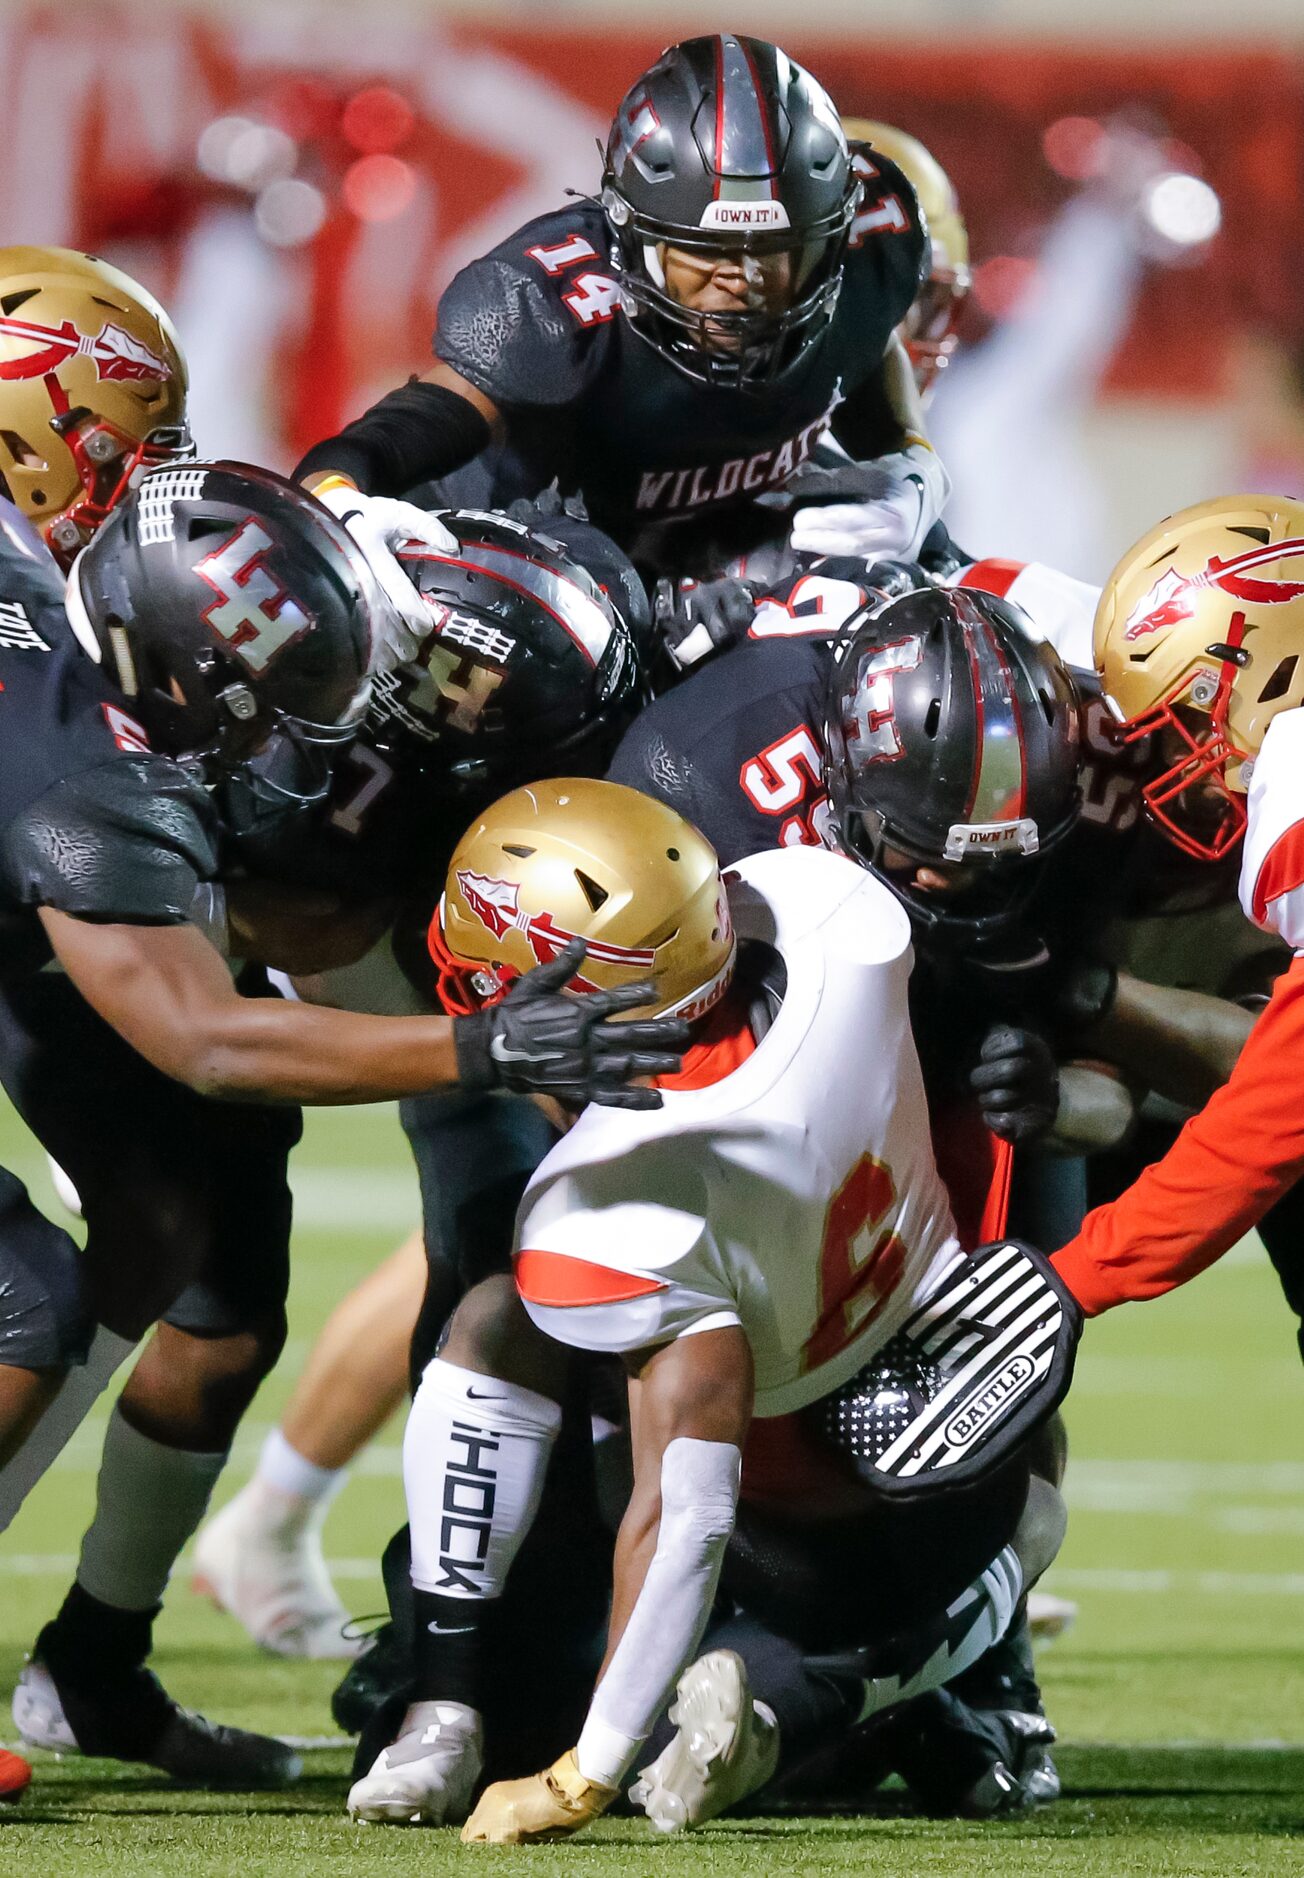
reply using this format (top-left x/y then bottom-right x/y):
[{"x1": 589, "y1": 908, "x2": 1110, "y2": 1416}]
[{"x1": 1052, "y1": 955, "x2": 1304, "y2": 1314}]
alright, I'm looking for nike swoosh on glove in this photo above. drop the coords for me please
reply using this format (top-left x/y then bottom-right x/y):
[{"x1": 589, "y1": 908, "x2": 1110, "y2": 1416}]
[
  {"x1": 314, "y1": 485, "x2": 458, "y2": 675},
  {"x1": 788, "y1": 443, "x2": 952, "y2": 563},
  {"x1": 968, "y1": 1024, "x2": 1060, "y2": 1145},
  {"x1": 453, "y1": 939, "x2": 688, "y2": 1110}
]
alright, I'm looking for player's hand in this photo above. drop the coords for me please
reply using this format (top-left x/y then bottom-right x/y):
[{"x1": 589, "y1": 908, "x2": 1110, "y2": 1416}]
[
  {"x1": 969, "y1": 1025, "x2": 1059, "y2": 1144},
  {"x1": 313, "y1": 483, "x2": 458, "y2": 675},
  {"x1": 788, "y1": 443, "x2": 951, "y2": 562},
  {"x1": 454, "y1": 939, "x2": 688, "y2": 1110},
  {"x1": 461, "y1": 1749, "x2": 616, "y2": 1844},
  {"x1": 654, "y1": 576, "x2": 758, "y2": 671}
]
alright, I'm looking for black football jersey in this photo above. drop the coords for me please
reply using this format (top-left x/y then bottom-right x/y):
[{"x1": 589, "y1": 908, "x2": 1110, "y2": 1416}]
[
  {"x1": 432, "y1": 170, "x2": 924, "y2": 578},
  {"x1": 0, "y1": 502, "x2": 218, "y2": 976},
  {"x1": 608, "y1": 567, "x2": 1155, "y2": 1078}
]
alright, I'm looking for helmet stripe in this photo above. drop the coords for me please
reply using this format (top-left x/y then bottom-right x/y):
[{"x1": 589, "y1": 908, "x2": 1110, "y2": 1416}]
[
  {"x1": 712, "y1": 34, "x2": 779, "y2": 199},
  {"x1": 398, "y1": 543, "x2": 611, "y2": 667},
  {"x1": 960, "y1": 610, "x2": 1028, "y2": 825}
]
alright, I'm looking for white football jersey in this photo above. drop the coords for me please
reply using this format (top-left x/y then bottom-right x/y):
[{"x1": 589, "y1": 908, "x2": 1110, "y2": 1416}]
[
  {"x1": 951, "y1": 558, "x2": 1100, "y2": 673},
  {"x1": 514, "y1": 845, "x2": 963, "y2": 1417},
  {"x1": 1240, "y1": 705, "x2": 1304, "y2": 950}
]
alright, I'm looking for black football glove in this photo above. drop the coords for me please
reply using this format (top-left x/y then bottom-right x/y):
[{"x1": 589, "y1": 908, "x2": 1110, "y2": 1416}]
[
  {"x1": 453, "y1": 939, "x2": 688, "y2": 1110},
  {"x1": 654, "y1": 575, "x2": 758, "y2": 671},
  {"x1": 968, "y1": 1025, "x2": 1059, "y2": 1145}
]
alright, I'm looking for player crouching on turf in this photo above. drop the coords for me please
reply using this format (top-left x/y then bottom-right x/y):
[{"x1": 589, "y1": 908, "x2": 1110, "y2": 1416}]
[{"x1": 346, "y1": 777, "x2": 1078, "y2": 1839}]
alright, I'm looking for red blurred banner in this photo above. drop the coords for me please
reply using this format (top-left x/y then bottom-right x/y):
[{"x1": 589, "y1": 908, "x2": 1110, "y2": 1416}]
[{"x1": 2, "y1": 8, "x2": 1299, "y2": 465}]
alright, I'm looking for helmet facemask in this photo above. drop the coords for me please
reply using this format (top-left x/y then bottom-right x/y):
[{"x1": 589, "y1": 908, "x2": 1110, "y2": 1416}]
[
  {"x1": 40, "y1": 370, "x2": 195, "y2": 566},
  {"x1": 1109, "y1": 658, "x2": 1249, "y2": 864},
  {"x1": 607, "y1": 193, "x2": 853, "y2": 389}
]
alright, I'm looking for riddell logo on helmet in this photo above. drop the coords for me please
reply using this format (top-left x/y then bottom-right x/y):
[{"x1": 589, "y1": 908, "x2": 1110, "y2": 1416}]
[
  {"x1": 1124, "y1": 538, "x2": 1304, "y2": 640},
  {"x1": 457, "y1": 870, "x2": 656, "y2": 989},
  {"x1": 0, "y1": 314, "x2": 171, "y2": 385}
]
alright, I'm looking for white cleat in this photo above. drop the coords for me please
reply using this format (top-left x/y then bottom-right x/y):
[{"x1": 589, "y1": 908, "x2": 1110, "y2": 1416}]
[
  {"x1": 192, "y1": 1480, "x2": 359, "y2": 1660},
  {"x1": 347, "y1": 1702, "x2": 483, "y2": 1826},
  {"x1": 630, "y1": 1649, "x2": 779, "y2": 1834},
  {"x1": 12, "y1": 1659, "x2": 78, "y2": 1751},
  {"x1": 1026, "y1": 1591, "x2": 1079, "y2": 1643}
]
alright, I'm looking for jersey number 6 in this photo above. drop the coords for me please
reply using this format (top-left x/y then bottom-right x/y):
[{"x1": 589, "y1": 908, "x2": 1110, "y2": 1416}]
[{"x1": 804, "y1": 1152, "x2": 908, "y2": 1372}]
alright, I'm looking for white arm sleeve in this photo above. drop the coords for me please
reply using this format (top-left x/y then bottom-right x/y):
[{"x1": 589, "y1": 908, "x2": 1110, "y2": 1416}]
[{"x1": 575, "y1": 1436, "x2": 741, "y2": 1788}]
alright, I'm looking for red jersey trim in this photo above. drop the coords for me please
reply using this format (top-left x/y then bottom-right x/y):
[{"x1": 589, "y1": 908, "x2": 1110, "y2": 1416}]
[
  {"x1": 958, "y1": 558, "x2": 1024, "y2": 599},
  {"x1": 514, "y1": 1248, "x2": 666, "y2": 1309},
  {"x1": 1250, "y1": 818, "x2": 1304, "y2": 927}
]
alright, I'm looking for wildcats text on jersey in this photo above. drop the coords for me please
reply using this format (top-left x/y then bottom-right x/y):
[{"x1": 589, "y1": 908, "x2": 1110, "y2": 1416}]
[{"x1": 633, "y1": 396, "x2": 840, "y2": 516}]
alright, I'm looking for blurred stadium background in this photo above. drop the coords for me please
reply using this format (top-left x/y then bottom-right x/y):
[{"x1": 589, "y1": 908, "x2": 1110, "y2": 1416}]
[{"x1": 2, "y1": 1, "x2": 1304, "y2": 1868}]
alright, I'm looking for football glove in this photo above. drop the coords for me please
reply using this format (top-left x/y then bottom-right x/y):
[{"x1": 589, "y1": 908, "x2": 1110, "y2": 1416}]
[
  {"x1": 454, "y1": 939, "x2": 687, "y2": 1110},
  {"x1": 788, "y1": 442, "x2": 951, "y2": 563},
  {"x1": 461, "y1": 1748, "x2": 616, "y2": 1844},
  {"x1": 968, "y1": 1025, "x2": 1059, "y2": 1144},
  {"x1": 654, "y1": 576, "x2": 758, "y2": 671},
  {"x1": 313, "y1": 483, "x2": 458, "y2": 675}
]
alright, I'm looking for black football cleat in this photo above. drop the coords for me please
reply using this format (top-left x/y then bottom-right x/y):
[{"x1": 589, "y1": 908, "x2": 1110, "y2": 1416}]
[
  {"x1": 13, "y1": 1629, "x2": 301, "y2": 1789},
  {"x1": 876, "y1": 1686, "x2": 1059, "y2": 1817}
]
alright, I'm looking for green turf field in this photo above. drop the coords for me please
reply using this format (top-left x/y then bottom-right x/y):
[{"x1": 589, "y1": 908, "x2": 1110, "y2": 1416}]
[{"x1": 1, "y1": 1096, "x2": 1302, "y2": 1874}]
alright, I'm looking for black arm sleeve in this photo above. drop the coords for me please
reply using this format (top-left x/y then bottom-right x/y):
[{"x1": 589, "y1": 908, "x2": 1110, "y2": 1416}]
[
  {"x1": 295, "y1": 379, "x2": 492, "y2": 498},
  {"x1": 2, "y1": 757, "x2": 220, "y2": 925}
]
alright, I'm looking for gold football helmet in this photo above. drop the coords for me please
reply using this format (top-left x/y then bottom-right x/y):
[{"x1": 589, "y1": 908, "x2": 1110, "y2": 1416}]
[
  {"x1": 429, "y1": 777, "x2": 735, "y2": 1021},
  {"x1": 843, "y1": 119, "x2": 970, "y2": 397},
  {"x1": 0, "y1": 246, "x2": 189, "y2": 565},
  {"x1": 1094, "y1": 494, "x2": 1304, "y2": 860}
]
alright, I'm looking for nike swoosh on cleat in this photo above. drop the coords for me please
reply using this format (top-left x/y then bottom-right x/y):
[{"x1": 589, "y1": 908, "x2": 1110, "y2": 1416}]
[{"x1": 427, "y1": 1623, "x2": 476, "y2": 1635}]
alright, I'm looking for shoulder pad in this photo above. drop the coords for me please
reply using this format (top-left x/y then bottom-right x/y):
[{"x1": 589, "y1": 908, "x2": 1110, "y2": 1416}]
[
  {"x1": 0, "y1": 501, "x2": 72, "y2": 646},
  {"x1": 434, "y1": 202, "x2": 615, "y2": 410},
  {"x1": 2, "y1": 756, "x2": 219, "y2": 925},
  {"x1": 843, "y1": 149, "x2": 928, "y2": 337}
]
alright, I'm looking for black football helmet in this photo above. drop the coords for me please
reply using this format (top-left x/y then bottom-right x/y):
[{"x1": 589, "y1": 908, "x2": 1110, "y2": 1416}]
[
  {"x1": 602, "y1": 35, "x2": 857, "y2": 387},
  {"x1": 824, "y1": 586, "x2": 1081, "y2": 939},
  {"x1": 369, "y1": 509, "x2": 643, "y2": 794},
  {"x1": 65, "y1": 461, "x2": 376, "y2": 794}
]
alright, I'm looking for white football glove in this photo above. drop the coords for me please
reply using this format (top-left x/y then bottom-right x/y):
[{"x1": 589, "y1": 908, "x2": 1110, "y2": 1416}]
[
  {"x1": 789, "y1": 442, "x2": 951, "y2": 563},
  {"x1": 314, "y1": 484, "x2": 458, "y2": 675}
]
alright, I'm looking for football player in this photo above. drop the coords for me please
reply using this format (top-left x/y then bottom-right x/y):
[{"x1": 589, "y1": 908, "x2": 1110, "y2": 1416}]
[
  {"x1": 0, "y1": 467, "x2": 683, "y2": 1786},
  {"x1": 188, "y1": 506, "x2": 647, "y2": 1662},
  {"x1": 342, "y1": 586, "x2": 1083, "y2": 1828},
  {"x1": 349, "y1": 779, "x2": 1076, "y2": 1842},
  {"x1": 1045, "y1": 497, "x2": 1304, "y2": 1313},
  {"x1": 295, "y1": 36, "x2": 947, "y2": 611}
]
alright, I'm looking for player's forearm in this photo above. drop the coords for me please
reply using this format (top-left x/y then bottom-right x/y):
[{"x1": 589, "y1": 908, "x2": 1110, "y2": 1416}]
[
  {"x1": 183, "y1": 997, "x2": 463, "y2": 1104},
  {"x1": 294, "y1": 365, "x2": 496, "y2": 496},
  {"x1": 41, "y1": 907, "x2": 464, "y2": 1103},
  {"x1": 1054, "y1": 956, "x2": 1304, "y2": 1313},
  {"x1": 1081, "y1": 969, "x2": 1256, "y2": 1107},
  {"x1": 576, "y1": 1435, "x2": 741, "y2": 1787}
]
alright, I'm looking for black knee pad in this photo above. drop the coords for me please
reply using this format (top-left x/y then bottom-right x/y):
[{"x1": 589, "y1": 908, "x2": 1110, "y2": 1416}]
[{"x1": 0, "y1": 1167, "x2": 92, "y2": 1367}]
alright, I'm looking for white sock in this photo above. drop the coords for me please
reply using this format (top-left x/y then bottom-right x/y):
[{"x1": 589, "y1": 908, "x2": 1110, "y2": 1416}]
[
  {"x1": 0, "y1": 1326, "x2": 136, "y2": 1535},
  {"x1": 77, "y1": 1405, "x2": 228, "y2": 1611},
  {"x1": 856, "y1": 1546, "x2": 1025, "y2": 1722},
  {"x1": 253, "y1": 1427, "x2": 346, "y2": 1511},
  {"x1": 404, "y1": 1358, "x2": 561, "y2": 1599}
]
